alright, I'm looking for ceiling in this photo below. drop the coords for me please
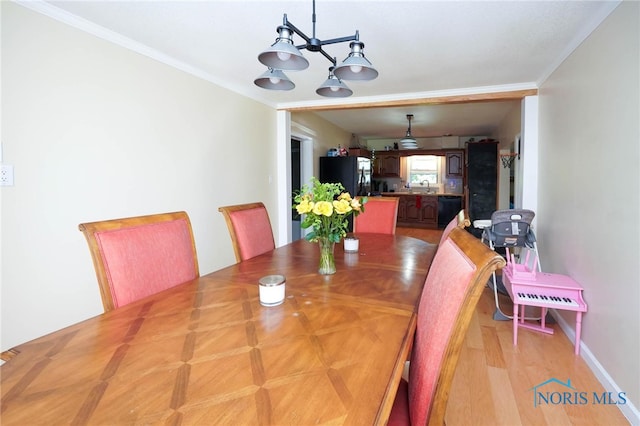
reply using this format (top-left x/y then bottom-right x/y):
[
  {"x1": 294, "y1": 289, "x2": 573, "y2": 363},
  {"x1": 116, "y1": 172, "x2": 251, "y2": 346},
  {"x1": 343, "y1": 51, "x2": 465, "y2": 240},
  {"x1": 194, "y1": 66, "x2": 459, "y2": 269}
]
[{"x1": 32, "y1": 1, "x2": 619, "y2": 140}]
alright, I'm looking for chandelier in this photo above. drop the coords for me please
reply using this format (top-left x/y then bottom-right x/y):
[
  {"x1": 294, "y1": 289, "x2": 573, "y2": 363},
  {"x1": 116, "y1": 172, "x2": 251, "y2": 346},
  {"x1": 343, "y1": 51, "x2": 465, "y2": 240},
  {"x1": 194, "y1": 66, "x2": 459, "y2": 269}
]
[
  {"x1": 254, "y1": 0, "x2": 378, "y2": 98},
  {"x1": 400, "y1": 114, "x2": 418, "y2": 149}
]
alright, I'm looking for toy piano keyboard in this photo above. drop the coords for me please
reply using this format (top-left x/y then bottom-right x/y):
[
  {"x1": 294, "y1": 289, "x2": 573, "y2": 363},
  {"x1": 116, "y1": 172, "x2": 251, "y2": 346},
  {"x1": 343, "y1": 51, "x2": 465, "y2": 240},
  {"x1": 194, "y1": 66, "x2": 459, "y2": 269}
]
[{"x1": 502, "y1": 249, "x2": 588, "y2": 355}]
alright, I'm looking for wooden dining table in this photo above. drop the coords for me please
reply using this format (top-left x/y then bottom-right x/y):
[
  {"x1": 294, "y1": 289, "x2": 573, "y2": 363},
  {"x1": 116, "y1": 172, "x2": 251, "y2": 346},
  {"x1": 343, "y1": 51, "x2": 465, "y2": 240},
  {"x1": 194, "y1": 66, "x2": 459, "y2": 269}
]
[{"x1": 1, "y1": 233, "x2": 436, "y2": 425}]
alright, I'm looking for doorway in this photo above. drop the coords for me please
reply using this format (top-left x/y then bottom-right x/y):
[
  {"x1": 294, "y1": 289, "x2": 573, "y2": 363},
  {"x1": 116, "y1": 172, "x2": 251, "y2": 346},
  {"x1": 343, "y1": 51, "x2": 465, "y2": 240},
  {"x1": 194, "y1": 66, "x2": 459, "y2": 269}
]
[{"x1": 291, "y1": 138, "x2": 301, "y2": 241}]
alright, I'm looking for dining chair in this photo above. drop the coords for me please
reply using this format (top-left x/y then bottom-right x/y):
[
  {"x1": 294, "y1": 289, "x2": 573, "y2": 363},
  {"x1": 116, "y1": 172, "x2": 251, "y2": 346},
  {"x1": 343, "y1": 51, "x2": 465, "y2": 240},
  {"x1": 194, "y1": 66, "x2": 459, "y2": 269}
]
[
  {"x1": 218, "y1": 202, "x2": 275, "y2": 262},
  {"x1": 78, "y1": 211, "x2": 200, "y2": 312},
  {"x1": 438, "y1": 208, "x2": 471, "y2": 246},
  {"x1": 353, "y1": 196, "x2": 399, "y2": 234},
  {"x1": 388, "y1": 226, "x2": 505, "y2": 426}
]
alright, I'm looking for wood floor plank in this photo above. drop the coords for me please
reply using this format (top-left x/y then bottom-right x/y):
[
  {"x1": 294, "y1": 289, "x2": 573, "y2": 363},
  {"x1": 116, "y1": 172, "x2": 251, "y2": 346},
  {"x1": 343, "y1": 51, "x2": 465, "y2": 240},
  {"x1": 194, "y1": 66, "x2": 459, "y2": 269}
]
[
  {"x1": 480, "y1": 325, "x2": 506, "y2": 369},
  {"x1": 447, "y1": 347, "x2": 497, "y2": 425},
  {"x1": 464, "y1": 311, "x2": 485, "y2": 350},
  {"x1": 487, "y1": 365, "x2": 522, "y2": 425}
]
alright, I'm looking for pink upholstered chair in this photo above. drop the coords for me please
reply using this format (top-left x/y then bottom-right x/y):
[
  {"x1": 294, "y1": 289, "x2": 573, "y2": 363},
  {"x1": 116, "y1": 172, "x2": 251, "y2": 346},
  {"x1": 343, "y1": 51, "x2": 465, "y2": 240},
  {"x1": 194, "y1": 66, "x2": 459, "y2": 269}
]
[
  {"x1": 439, "y1": 208, "x2": 471, "y2": 246},
  {"x1": 78, "y1": 211, "x2": 200, "y2": 312},
  {"x1": 353, "y1": 196, "x2": 399, "y2": 234},
  {"x1": 218, "y1": 202, "x2": 275, "y2": 262},
  {"x1": 388, "y1": 227, "x2": 505, "y2": 425}
]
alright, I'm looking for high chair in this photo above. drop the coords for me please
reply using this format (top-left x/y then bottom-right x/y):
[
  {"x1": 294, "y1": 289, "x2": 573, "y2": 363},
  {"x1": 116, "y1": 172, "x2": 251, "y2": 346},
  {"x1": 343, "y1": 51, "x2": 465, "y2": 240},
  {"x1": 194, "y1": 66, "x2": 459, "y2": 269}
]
[{"x1": 482, "y1": 209, "x2": 541, "y2": 320}]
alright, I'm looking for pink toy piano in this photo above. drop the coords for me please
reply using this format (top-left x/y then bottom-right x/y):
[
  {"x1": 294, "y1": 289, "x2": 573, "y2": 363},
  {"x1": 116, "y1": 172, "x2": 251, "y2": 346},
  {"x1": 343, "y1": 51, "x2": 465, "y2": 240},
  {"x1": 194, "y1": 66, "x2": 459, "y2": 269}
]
[{"x1": 502, "y1": 249, "x2": 588, "y2": 355}]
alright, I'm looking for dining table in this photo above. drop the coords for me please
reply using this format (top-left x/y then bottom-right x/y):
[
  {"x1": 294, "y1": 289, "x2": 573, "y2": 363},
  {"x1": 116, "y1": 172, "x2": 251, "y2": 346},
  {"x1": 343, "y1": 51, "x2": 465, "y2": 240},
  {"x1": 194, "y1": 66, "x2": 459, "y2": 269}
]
[{"x1": 1, "y1": 233, "x2": 437, "y2": 425}]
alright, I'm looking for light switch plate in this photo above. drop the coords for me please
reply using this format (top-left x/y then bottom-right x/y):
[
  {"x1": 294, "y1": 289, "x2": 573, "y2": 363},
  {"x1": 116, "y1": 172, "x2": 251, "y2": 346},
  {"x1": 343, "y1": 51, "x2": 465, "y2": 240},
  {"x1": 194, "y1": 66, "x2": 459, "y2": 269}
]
[{"x1": 1, "y1": 164, "x2": 14, "y2": 186}]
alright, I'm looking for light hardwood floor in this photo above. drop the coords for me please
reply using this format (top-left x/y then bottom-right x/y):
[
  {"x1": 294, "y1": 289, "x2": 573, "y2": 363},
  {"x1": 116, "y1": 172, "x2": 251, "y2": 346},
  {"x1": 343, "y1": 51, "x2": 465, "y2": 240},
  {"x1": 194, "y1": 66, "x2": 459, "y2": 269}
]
[{"x1": 396, "y1": 227, "x2": 630, "y2": 426}]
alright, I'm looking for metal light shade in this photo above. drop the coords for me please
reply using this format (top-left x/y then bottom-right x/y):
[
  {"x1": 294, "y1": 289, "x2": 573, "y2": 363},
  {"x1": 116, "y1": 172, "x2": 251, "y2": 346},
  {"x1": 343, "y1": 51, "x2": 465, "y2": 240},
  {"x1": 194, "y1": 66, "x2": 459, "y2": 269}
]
[
  {"x1": 254, "y1": 69, "x2": 295, "y2": 90},
  {"x1": 400, "y1": 114, "x2": 417, "y2": 147},
  {"x1": 256, "y1": 3, "x2": 378, "y2": 96},
  {"x1": 401, "y1": 134, "x2": 417, "y2": 144},
  {"x1": 258, "y1": 26, "x2": 309, "y2": 71},
  {"x1": 316, "y1": 69, "x2": 352, "y2": 98},
  {"x1": 333, "y1": 41, "x2": 378, "y2": 81}
]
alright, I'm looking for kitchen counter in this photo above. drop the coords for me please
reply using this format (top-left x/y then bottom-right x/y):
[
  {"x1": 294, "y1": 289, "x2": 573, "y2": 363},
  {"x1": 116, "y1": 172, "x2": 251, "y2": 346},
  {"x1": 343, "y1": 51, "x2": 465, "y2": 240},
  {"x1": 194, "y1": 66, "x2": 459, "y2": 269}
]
[
  {"x1": 379, "y1": 192, "x2": 463, "y2": 197},
  {"x1": 378, "y1": 192, "x2": 464, "y2": 229}
]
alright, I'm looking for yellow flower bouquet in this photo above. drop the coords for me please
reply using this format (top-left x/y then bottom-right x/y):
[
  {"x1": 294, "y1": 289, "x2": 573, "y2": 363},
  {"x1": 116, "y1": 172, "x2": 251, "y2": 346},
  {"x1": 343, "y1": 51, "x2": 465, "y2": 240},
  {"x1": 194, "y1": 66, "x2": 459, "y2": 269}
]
[{"x1": 293, "y1": 177, "x2": 367, "y2": 274}]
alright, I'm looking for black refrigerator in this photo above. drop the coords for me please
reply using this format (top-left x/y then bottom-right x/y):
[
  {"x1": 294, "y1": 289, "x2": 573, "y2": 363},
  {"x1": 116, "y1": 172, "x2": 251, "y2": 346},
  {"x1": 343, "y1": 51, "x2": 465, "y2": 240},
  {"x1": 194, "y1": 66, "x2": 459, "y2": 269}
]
[{"x1": 319, "y1": 156, "x2": 371, "y2": 197}]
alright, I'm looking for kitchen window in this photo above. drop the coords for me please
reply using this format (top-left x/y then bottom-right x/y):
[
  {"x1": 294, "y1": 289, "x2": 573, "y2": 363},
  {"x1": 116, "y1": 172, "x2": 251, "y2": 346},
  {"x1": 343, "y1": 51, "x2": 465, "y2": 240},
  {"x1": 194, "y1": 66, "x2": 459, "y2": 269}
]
[{"x1": 403, "y1": 155, "x2": 441, "y2": 185}]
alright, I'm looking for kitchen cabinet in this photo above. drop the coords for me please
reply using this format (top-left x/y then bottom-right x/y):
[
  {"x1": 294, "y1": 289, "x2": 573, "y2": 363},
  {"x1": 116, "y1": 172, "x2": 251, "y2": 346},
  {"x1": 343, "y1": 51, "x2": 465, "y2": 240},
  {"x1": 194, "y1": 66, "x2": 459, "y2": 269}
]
[
  {"x1": 348, "y1": 148, "x2": 371, "y2": 158},
  {"x1": 374, "y1": 152, "x2": 400, "y2": 177},
  {"x1": 420, "y1": 196, "x2": 438, "y2": 227},
  {"x1": 404, "y1": 197, "x2": 421, "y2": 222},
  {"x1": 397, "y1": 197, "x2": 407, "y2": 221},
  {"x1": 395, "y1": 195, "x2": 438, "y2": 228},
  {"x1": 445, "y1": 151, "x2": 464, "y2": 178}
]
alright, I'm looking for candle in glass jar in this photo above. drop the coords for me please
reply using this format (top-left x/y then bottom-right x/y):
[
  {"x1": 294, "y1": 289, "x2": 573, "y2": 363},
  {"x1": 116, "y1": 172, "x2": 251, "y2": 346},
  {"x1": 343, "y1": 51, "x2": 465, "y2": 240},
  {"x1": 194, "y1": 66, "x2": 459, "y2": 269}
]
[
  {"x1": 344, "y1": 237, "x2": 359, "y2": 253},
  {"x1": 258, "y1": 275, "x2": 286, "y2": 306}
]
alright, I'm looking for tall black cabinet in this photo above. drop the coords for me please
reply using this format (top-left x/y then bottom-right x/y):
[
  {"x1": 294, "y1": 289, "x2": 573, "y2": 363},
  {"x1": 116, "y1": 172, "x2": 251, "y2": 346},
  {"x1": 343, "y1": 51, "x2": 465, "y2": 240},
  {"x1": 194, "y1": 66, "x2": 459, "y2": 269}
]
[{"x1": 466, "y1": 141, "x2": 498, "y2": 237}]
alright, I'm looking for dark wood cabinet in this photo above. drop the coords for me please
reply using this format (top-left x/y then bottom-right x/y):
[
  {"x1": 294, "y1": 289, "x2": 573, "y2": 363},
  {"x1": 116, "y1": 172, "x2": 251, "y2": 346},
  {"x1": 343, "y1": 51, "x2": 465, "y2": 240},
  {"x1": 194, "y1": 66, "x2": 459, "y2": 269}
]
[
  {"x1": 393, "y1": 194, "x2": 461, "y2": 229},
  {"x1": 348, "y1": 148, "x2": 371, "y2": 158},
  {"x1": 374, "y1": 152, "x2": 400, "y2": 177},
  {"x1": 466, "y1": 141, "x2": 498, "y2": 237},
  {"x1": 404, "y1": 197, "x2": 421, "y2": 222},
  {"x1": 445, "y1": 151, "x2": 464, "y2": 178},
  {"x1": 395, "y1": 195, "x2": 438, "y2": 228},
  {"x1": 420, "y1": 197, "x2": 438, "y2": 226},
  {"x1": 397, "y1": 197, "x2": 407, "y2": 221}
]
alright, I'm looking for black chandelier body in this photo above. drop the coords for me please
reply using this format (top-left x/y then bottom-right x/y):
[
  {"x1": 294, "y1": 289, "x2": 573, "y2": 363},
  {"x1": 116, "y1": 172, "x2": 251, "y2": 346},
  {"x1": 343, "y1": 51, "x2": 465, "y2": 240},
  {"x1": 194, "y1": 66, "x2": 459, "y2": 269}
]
[{"x1": 254, "y1": 0, "x2": 378, "y2": 98}]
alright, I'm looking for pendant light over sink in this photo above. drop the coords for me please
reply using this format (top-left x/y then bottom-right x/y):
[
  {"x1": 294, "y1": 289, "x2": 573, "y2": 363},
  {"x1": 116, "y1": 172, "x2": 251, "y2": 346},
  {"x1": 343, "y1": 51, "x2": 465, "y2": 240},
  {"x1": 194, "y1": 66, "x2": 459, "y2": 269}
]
[
  {"x1": 400, "y1": 114, "x2": 418, "y2": 149},
  {"x1": 255, "y1": 0, "x2": 378, "y2": 98}
]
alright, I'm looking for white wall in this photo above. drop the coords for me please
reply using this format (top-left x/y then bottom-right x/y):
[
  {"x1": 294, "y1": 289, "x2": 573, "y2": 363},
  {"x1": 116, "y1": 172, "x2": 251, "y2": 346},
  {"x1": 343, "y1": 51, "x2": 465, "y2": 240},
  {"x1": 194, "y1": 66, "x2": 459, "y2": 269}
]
[
  {"x1": 1, "y1": 3, "x2": 278, "y2": 350},
  {"x1": 537, "y1": 1, "x2": 639, "y2": 418},
  {"x1": 495, "y1": 103, "x2": 522, "y2": 209},
  {"x1": 291, "y1": 111, "x2": 352, "y2": 180},
  {"x1": 518, "y1": 96, "x2": 539, "y2": 217}
]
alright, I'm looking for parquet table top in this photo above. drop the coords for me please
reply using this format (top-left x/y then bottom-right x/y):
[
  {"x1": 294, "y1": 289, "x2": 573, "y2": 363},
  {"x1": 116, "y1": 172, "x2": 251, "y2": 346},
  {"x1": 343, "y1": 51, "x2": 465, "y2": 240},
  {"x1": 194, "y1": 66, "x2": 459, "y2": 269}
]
[{"x1": 1, "y1": 234, "x2": 436, "y2": 425}]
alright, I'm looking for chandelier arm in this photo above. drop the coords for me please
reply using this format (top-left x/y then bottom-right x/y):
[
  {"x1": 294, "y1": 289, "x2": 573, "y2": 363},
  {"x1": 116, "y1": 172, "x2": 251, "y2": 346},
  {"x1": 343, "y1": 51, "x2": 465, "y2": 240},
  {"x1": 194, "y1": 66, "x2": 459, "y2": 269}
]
[
  {"x1": 317, "y1": 34, "x2": 359, "y2": 46},
  {"x1": 318, "y1": 49, "x2": 337, "y2": 65},
  {"x1": 283, "y1": 18, "x2": 311, "y2": 45},
  {"x1": 285, "y1": 13, "x2": 359, "y2": 64}
]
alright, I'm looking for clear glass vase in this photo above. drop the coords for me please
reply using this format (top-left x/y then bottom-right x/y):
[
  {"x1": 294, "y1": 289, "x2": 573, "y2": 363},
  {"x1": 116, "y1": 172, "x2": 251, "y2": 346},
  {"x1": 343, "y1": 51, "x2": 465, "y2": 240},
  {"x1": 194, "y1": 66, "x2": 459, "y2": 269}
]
[{"x1": 317, "y1": 237, "x2": 336, "y2": 275}]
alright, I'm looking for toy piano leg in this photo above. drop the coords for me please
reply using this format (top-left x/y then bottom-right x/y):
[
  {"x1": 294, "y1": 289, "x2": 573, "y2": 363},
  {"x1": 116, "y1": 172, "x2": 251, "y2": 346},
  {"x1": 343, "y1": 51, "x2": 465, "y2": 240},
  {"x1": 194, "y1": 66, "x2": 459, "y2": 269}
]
[
  {"x1": 574, "y1": 312, "x2": 583, "y2": 355},
  {"x1": 513, "y1": 302, "x2": 519, "y2": 346}
]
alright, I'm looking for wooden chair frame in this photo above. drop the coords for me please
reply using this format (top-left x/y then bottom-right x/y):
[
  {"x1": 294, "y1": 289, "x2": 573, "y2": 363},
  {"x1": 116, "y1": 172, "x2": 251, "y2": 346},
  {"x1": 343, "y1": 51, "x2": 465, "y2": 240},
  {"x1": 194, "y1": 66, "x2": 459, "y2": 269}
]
[
  {"x1": 79, "y1": 211, "x2": 199, "y2": 312},
  {"x1": 218, "y1": 202, "x2": 275, "y2": 263},
  {"x1": 455, "y1": 208, "x2": 471, "y2": 229}
]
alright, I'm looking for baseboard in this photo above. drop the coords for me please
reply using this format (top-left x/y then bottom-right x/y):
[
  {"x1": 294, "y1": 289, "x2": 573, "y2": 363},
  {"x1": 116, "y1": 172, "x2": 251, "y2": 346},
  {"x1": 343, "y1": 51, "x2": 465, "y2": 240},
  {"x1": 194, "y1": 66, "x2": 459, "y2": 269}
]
[{"x1": 551, "y1": 310, "x2": 639, "y2": 425}]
